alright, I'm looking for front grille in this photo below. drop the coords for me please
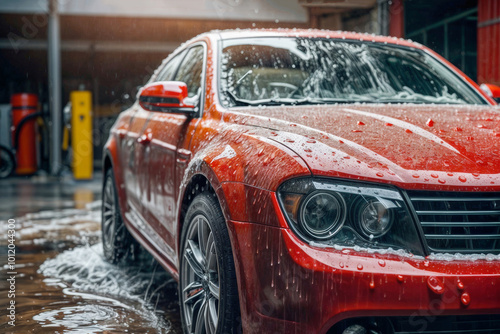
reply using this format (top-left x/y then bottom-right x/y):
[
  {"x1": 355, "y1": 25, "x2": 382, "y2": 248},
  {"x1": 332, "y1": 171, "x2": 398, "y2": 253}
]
[
  {"x1": 328, "y1": 314, "x2": 500, "y2": 334},
  {"x1": 407, "y1": 191, "x2": 500, "y2": 254},
  {"x1": 392, "y1": 314, "x2": 500, "y2": 334}
]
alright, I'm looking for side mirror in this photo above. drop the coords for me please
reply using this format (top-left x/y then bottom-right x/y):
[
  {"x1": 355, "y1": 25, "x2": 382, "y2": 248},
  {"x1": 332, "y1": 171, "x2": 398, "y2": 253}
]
[
  {"x1": 139, "y1": 81, "x2": 197, "y2": 113},
  {"x1": 480, "y1": 83, "x2": 500, "y2": 103}
]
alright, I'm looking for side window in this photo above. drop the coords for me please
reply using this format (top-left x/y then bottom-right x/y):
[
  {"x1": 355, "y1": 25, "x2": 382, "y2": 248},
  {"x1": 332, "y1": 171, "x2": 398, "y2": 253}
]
[
  {"x1": 174, "y1": 46, "x2": 205, "y2": 99},
  {"x1": 155, "y1": 50, "x2": 186, "y2": 82}
]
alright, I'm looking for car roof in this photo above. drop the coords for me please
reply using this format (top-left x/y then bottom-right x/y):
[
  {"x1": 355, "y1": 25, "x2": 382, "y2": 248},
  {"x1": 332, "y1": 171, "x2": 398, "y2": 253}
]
[{"x1": 207, "y1": 28, "x2": 424, "y2": 50}]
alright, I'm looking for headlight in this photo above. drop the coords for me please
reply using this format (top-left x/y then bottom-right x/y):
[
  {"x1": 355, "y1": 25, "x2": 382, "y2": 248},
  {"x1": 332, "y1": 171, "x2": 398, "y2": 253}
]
[
  {"x1": 300, "y1": 191, "x2": 346, "y2": 239},
  {"x1": 278, "y1": 178, "x2": 424, "y2": 256},
  {"x1": 354, "y1": 198, "x2": 393, "y2": 238}
]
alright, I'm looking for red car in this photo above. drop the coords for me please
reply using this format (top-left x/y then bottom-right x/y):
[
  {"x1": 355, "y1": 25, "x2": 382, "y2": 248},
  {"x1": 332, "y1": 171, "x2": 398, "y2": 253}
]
[{"x1": 102, "y1": 29, "x2": 500, "y2": 334}]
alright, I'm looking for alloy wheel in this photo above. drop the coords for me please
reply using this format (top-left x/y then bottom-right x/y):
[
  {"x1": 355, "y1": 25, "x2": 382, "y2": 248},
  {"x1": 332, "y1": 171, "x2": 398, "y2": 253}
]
[{"x1": 181, "y1": 214, "x2": 220, "y2": 334}]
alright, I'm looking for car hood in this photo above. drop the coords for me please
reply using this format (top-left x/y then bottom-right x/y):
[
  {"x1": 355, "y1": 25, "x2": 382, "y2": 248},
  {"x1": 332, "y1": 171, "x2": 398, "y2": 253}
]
[{"x1": 225, "y1": 104, "x2": 500, "y2": 190}]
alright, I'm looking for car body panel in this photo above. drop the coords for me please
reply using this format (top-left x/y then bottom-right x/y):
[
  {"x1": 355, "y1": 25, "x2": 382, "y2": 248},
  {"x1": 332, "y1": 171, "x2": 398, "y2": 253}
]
[
  {"x1": 223, "y1": 104, "x2": 500, "y2": 191},
  {"x1": 103, "y1": 29, "x2": 500, "y2": 333}
]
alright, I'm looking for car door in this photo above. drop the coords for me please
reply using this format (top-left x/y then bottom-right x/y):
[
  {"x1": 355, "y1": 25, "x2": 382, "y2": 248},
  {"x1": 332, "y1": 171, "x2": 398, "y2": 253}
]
[
  {"x1": 140, "y1": 45, "x2": 205, "y2": 260},
  {"x1": 122, "y1": 105, "x2": 151, "y2": 217}
]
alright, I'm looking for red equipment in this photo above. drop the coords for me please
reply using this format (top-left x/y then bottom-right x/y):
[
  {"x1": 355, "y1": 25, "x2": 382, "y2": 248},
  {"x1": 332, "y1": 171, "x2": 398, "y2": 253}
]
[{"x1": 11, "y1": 93, "x2": 38, "y2": 175}]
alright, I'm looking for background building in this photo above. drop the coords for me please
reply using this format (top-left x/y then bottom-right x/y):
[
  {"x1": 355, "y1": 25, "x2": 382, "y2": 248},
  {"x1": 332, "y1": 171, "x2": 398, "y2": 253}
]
[{"x1": 0, "y1": 0, "x2": 498, "y2": 173}]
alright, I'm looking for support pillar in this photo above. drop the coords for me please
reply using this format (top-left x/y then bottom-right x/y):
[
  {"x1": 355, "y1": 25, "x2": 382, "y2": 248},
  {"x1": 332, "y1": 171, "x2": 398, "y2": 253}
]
[{"x1": 48, "y1": 0, "x2": 62, "y2": 175}]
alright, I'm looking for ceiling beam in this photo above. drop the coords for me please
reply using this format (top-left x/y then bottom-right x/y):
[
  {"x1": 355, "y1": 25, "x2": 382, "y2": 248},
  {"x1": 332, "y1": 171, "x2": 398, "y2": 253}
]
[
  {"x1": 299, "y1": 0, "x2": 376, "y2": 9},
  {"x1": 0, "y1": 39, "x2": 178, "y2": 53}
]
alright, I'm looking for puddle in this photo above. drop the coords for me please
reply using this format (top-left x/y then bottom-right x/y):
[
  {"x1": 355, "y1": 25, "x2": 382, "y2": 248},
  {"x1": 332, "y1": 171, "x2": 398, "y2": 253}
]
[{"x1": 0, "y1": 202, "x2": 182, "y2": 334}]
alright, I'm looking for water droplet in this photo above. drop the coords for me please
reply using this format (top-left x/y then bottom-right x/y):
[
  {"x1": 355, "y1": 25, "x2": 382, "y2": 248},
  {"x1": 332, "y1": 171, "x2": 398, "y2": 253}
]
[
  {"x1": 412, "y1": 174, "x2": 420, "y2": 178},
  {"x1": 460, "y1": 292, "x2": 470, "y2": 306},
  {"x1": 426, "y1": 119, "x2": 434, "y2": 127},
  {"x1": 304, "y1": 148, "x2": 312, "y2": 153},
  {"x1": 385, "y1": 123, "x2": 393, "y2": 126},
  {"x1": 427, "y1": 276, "x2": 444, "y2": 294},
  {"x1": 397, "y1": 275, "x2": 404, "y2": 282},
  {"x1": 369, "y1": 280, "x2": 375, "y2": 289},
  {"x1": 458, "y1": 176, "x2": 467, "y2": 182},
  {"x1": 357, "y1": 121, "x2": 365, "y2": 126},
  {"x1": 352, "y1": 130, "x2": 362, "y2": 133},
  {"x1": 405, "y1": 129, "x2": 413, "y2": 134},
  {"x1": 357, "y1": 264, "x2": 363, "y2": 270},
  {"x1": 431, "y1": 173, "x2": 439, "y2": 178},
  {"x1": 339, "y1": 262, "x2": 344, "y2": 268},
  {"x1": 454, "y1": 127, "x2": 463, "y2": 132},
  {"x1": 306, "y1": 139, "x2": 316, "y2": 143},
  {"x1": 339, "y1": 140, "x2": 344, "y2": 144},
  {"x1": 378, "y1": 260, "x2": 386, "y2": 267},
  {"x1": 457, "y1": 281, "x2": 464, "y2": 290},
  {"x1": 290, "y1": 124, "x2": 297, "y2": 127},
  {"x1": 376, "y1": 172, "x2": 384, "y2": 177},
  {"x1": 438, "y1": 179, "x2": 446, "y2": 184}
]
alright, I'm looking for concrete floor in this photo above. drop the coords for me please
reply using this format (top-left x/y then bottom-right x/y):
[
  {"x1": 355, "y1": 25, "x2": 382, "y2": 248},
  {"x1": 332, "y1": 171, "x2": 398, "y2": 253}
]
[
  {"x1": 0, "y1": 172, "x2": 180, "y2": 333},
  {"x1": 0, "y1": 173, "x2": 103, "y2": 220}
]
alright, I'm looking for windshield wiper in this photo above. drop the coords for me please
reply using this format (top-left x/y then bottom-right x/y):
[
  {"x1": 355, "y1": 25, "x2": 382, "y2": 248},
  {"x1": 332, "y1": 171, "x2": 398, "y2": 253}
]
[
  {"x1": 225, "y1": 91, "x2": 312, "y2": 106},
  {"x1": 372, "y1": 97, "x2": 465, "y2": 105},
  {"x1": 225, "y1": 92, "x2": 372, "y2": 106}
]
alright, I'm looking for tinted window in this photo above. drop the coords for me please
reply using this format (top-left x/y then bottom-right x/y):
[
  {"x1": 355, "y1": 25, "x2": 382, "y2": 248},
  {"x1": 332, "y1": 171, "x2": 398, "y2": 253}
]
[
  {"x1": 156, "y1": 50, "x2": 186, "y2": 82},
  {"x1": 175, "y1": 46, "x2": 204, "y2": 99}
]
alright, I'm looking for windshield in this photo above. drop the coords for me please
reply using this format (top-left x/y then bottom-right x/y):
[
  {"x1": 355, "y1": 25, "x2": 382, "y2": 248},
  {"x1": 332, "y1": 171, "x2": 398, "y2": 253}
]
[{"x1": 219, "y1": 37, "x2": 487, "y2": 106}]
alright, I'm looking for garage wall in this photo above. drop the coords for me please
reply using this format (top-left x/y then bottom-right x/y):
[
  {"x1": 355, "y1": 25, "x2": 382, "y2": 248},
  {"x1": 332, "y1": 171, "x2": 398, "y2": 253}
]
[{"x1": 478, "y1": 0, "x2": 500, "y2": 85}]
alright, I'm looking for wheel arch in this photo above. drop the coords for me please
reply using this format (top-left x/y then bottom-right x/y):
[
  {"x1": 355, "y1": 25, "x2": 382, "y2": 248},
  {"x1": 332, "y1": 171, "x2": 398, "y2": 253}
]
[{"x1": 176, "y1": 159, "x2": 231, "y2": 259}]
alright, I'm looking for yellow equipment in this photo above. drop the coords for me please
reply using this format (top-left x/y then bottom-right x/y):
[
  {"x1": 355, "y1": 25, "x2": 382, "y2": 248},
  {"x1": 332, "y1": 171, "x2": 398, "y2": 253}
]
[{"x1": 70, "y1": 90, "x2": 93, "y2": 179}]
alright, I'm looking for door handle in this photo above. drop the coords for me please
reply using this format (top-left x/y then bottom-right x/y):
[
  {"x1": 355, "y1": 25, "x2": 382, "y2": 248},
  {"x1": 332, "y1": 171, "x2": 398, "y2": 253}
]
[{"x1": 137, "y1": 132, "x2": 153, "y2": 145}]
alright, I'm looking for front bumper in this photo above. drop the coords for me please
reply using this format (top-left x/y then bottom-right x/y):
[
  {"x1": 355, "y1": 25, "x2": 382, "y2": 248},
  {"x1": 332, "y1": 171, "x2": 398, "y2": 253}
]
[{"x1": 225, "y1": 193, "x2": 500, "y2": 334}]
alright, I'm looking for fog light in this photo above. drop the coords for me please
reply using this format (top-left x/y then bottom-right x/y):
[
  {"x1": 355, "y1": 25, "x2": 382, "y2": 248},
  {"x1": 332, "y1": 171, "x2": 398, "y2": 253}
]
[
  {"x1": 342, "y1": 324, "x2": 367, "y2": 334},
  {"x1": 299, "y1": 192, "x2": 345, "y2": 239},
  {"x1": 357, "y1": 199, "x2": 393, "y2": 238}
]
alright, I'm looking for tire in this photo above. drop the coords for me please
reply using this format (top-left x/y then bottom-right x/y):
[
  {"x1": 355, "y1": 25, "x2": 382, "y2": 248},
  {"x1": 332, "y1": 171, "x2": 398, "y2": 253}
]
[
  {"x1": 0, "y1": 146, "x2": 16, "y2": 179},
  {"x1": 179, "y1": 192, "x2": 241, "y2": 334},
  {"x1": 102, "y1": 168, "x2": 139, "y2": 264}
]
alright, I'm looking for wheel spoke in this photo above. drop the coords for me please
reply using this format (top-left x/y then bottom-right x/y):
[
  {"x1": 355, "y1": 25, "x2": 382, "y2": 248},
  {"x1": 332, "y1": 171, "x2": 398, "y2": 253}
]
[
  {"x1": 193, "y1": 300, "x2": 206, "y2": 334},
  {"x1": 103, "y1": 208, "x2": 113, "y2": 217},
  {"x1": 205, "y1": 232, "x2": 215, "y2": 269},
  {"x1": 198, "y1": 217, "x2": 208, "y2": 257},
  {"x1": 183, "y1": 281, "x2": 203, "y2": 294},
  {"x1": 103, "y1": 218, "x2": 113, "y2": 241},
  {"x1": 105, "y1": 182, "x2": 113, "y2": 200},
  {"x1": 184, "y1": 240, "x2": 205, "y2": 278},
  {"x1": 189, "y1": 298, "x2": 205, "y2": 334},
  {"x1": 184, "y1": 289, "x2": 204, "y2": 306},
  {"x1": 208, "y1": 280, "x2": 219, "y2": 300},
  {"x1": 207, "y1": 297, "x2": 218, "y2": 333}
]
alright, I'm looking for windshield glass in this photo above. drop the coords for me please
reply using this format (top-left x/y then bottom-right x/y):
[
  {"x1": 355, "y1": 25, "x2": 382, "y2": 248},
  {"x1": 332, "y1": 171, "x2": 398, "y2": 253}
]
[{"x1": 220, "y1": 37, "x2": 487, "y2": 106}]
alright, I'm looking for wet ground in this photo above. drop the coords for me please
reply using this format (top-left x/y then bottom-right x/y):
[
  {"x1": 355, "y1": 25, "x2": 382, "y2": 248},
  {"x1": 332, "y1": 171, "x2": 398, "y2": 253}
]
[{"x1": 0, "y1": 174, "x2": 182, "y2": 333}]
